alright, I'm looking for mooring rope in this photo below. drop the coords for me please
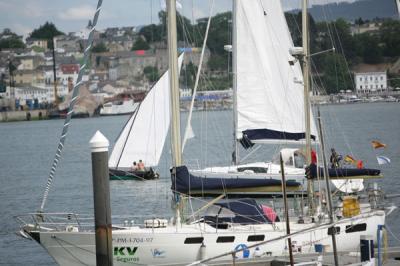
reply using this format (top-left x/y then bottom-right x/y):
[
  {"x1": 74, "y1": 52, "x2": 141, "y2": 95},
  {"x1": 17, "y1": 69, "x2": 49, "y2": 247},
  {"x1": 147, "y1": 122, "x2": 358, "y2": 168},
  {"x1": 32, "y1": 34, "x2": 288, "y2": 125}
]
[{"x1": 40, "y1": 0, "x2": 104, "y2": 211}]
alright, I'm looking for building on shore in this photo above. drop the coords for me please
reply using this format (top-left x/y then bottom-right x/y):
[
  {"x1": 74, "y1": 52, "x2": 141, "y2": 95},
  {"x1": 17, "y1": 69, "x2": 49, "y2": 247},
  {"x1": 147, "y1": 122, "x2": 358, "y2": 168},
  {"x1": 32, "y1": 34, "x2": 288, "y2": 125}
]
[{"x1": 354, "y1": 71, "x2": 387, "y2": 94}]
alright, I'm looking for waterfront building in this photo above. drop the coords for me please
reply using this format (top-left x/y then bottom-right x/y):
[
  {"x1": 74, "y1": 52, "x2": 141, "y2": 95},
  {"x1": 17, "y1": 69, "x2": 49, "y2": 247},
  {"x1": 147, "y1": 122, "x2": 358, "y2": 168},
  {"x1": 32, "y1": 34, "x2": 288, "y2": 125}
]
[{"x1": 354, "y1": 71, "x2": 387, "y2": 94}]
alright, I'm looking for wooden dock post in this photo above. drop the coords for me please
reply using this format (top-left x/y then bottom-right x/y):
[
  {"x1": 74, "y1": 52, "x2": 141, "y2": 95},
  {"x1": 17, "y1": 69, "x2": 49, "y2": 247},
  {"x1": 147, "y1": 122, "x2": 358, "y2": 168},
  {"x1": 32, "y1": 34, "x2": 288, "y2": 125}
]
[{"x1": 89, "y1": 131, "x2": 113, "y2": 266}]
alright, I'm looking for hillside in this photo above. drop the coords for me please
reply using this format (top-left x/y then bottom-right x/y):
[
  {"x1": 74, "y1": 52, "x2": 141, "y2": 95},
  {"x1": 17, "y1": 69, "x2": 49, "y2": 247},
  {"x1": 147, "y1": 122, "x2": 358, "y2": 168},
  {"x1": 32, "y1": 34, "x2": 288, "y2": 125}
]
[{"x1": 291, "y1": 0, "x2": 398, "y2": 21}]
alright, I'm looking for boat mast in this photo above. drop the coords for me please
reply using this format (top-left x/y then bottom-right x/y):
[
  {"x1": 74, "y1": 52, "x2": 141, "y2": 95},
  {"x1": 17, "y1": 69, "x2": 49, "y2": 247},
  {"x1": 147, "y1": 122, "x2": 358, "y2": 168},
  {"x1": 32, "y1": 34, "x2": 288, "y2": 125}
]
[
  {"x1": 167, "y1": 0, "x2": 182, "y2": 167},
  {"x1": 302, "y1": 0, "x2": 314, "y2": 212},
  {"x1": 232, "y1": 0, "x2": 239, "y2": 165}
]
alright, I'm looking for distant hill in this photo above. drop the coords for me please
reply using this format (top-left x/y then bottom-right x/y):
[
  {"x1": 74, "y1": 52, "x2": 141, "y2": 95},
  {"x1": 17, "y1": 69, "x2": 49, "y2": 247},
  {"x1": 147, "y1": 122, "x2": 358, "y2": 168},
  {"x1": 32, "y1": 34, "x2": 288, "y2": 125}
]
[{"x1": 291, "y1": 0, "x2": 398, "y2": 22}]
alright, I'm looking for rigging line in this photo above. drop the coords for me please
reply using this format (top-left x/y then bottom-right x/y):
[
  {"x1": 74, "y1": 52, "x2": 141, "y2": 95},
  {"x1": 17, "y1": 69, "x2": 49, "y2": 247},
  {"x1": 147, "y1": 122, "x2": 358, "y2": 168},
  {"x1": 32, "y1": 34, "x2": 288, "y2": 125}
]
[
  {"x1": 182, "y1": 0, "x2": 214, "y2": 152},
  {"x1": 39, "y1": 0, "x2": 103, "y2": 212}
]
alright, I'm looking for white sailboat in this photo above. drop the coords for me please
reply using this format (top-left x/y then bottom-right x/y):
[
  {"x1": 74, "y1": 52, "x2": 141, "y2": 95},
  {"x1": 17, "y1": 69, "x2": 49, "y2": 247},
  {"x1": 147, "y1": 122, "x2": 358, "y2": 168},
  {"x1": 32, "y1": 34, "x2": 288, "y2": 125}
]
[
  {"x1": 17, "y1": 1, "x2": 390, "y2": 265},
  {"x1": 183, "y1": 0, "x2": 376, "y2": 196},
  {"x1": 108, "y1": 54, "x2": 184, "y2": 180},
  {"x1": 99, "y1": 99, "x2": 139, "y2": 116}
]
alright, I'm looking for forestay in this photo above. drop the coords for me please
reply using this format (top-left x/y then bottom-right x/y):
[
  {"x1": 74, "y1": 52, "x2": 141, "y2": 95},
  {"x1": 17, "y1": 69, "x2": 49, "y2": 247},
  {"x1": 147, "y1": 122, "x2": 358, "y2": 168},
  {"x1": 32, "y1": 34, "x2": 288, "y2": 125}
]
[
  {"x1": 235, "y1": 0, "x2": 317, "y2": 143},
  {"x1": 109, "y1": 53, "x2": 184, "y2": 168}
]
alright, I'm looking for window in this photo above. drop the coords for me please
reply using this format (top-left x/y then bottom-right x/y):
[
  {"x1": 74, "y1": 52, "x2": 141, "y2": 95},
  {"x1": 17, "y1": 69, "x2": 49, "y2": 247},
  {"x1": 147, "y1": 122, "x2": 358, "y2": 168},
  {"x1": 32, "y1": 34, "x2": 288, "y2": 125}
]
[
  {"x1": 247, "y1": 235, "x2": 265, "y2": 242},
  {"x1": 216, "y1": 236, "x2": 235, "y2": 243},
  {"x1": 360, "y1": 85, "x2": 363, "y2": 89},
  {"x1": 345, "y1": 223, "x2": 367, "y2": 233},
  {"x1": 184, "y1": 237, "x2": 204, "y2": 244},
  {"x1": 360, "y1": 77, "x2": 362, "y2": 81},
  {"x1": 380, "y1": 76, "x2": 383, "y2": 80},
  {"x1": 370, "y1": 77, "x2": 372, "y2": 81}
]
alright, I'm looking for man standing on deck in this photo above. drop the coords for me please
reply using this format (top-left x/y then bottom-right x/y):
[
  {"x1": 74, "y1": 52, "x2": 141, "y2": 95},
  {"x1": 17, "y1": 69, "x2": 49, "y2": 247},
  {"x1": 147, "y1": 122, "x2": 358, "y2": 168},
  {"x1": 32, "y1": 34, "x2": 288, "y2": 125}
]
[{"x1": 329, "y1": 148, "x2": 341, "y2": 168}]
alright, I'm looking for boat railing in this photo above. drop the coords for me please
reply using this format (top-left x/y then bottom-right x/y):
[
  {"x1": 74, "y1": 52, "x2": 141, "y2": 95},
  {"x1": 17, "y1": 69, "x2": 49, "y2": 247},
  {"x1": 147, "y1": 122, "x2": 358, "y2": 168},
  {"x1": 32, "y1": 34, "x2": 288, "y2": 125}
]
[{"x1": 15, "y1": 212, "x2": 175, "y2": 232}]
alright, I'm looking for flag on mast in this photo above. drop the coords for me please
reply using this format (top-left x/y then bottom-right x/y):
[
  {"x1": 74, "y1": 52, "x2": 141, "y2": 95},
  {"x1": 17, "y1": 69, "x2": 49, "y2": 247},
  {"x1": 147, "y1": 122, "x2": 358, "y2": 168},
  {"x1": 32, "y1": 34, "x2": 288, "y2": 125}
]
[
  {"x1": 377, "y1": 156, "x2": 391, "y2": 165},
  {"x1": 371, "y1": 140, "x2": 387, "y2": 149},
  {"x1": 344, "y1": 155, "x2": 356, "y2": 165}
]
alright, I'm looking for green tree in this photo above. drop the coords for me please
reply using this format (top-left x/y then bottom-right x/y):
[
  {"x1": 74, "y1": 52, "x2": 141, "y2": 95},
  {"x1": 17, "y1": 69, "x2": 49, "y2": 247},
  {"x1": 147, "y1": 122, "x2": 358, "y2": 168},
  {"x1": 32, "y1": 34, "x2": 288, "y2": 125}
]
[
  {"x1": 0, "y1": 37, "x2": 25, "y2": 49},
  {"x1": 92, "y1": 42, "x2": 108, "y2": 53},
  {"x1": 380, "y1": 19, "x2": 400, "y2": 57},
  {"x1": 320, "y1": 54, "x2": 353, "y2": 94},
  {"x1": 181, "y1": 61, "x2": 198, "y2": 88},
  {"x1": 200, "y1": 12, "x2": 231, "y2": 56},
  {"x1": 353, "y1": 33, "x2": 383, "y2": 64},
  {"x1": 157, "y1": 11, "x2": 192, "y2": 42},
  {"x1": 0, "y1": 74, "x2": 6, "y2": 93},
  {"x1": 0, "y1": 29, "x2": 25, "y2": 50},
  {"x1": 143, "y1": 66, "x2": 159, "y2": 82},
  {"x1": 207, "y1": 55, "x2": 228, "y2": 71},
  {"x1": 388, "y1": 73, "x2": 400, "y2": 89},
  {"x1": 30, "y1": 22, "x2": 64, "y2": 49},
  {"x1": 131, "y1": 37, "x2": 150, "y2": 50},
  {"x1": 140, "y1": 24, "x2": 163, "y2": 43}
]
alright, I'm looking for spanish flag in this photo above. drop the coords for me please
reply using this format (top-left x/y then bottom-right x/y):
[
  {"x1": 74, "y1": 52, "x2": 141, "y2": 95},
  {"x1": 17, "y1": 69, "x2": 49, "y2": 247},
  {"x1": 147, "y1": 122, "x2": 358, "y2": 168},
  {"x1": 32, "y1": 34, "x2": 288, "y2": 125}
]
[
  {"x1": 344, "y1": 155, "x2": 356, "y2": 164},
  {"x1": 371, "y1": 140, "x2": 387, "y2": 149}
]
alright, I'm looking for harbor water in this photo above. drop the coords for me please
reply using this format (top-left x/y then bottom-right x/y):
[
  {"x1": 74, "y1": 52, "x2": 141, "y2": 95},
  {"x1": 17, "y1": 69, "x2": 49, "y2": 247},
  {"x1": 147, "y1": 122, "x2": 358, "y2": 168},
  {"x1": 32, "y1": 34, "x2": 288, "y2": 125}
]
[{"x1": 0, "y1": 103, "x2": 399, "y2": 265}]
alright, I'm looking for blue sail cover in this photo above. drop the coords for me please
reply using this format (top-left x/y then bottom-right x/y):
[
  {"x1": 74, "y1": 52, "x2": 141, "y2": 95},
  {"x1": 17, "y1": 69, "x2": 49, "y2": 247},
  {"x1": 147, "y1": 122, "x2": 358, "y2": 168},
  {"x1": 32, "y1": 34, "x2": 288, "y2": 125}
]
[
  {"x1": 204, "y1": 198, "x2": 272, "y2": 224},
  {"x1": 241, "y1": 129, "x2": 317, "y2": 149},
  {"x1": 171, "y1": 165, "x2": 301, "y2": 195},
  {"x1": 305, "y1": 163, "x2": 380, "y2": 179}
]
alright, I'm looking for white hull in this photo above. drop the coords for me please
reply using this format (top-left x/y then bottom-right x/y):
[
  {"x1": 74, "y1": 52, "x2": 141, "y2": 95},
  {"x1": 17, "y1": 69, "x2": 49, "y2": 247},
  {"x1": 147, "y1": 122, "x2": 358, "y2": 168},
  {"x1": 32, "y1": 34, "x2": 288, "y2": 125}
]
[
  {"x1": 100, "y1": 100, "x2": 139, "y2": 116},
  {"x1": 27, "y1": 211, "x2": 384, "y2": 265}
]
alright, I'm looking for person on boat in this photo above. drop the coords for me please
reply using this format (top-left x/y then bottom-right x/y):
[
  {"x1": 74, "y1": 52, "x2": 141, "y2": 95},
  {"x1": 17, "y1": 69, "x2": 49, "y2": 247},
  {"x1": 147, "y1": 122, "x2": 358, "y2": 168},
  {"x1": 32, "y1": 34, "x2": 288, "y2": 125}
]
[
  {"x1": 131, "y1": 161, "x2": 138, "y2": 171},
  {"x1": 138, "y1": 160, "x2": 145, "y2": 171},
  {"x1": 329, "y1": 148, "x2": 341, "y2": 168},
  {"x1": 311, "y1": 149, "x2": 317, "y2": 165}
]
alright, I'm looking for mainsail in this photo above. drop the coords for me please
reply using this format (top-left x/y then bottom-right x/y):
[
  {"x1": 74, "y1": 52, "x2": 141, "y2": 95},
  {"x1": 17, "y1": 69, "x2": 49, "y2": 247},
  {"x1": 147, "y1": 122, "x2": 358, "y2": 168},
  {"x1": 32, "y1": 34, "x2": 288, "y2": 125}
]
[
  {"x1": 109, "y1": 53, "x2": 184, "y2": 169},
  {"x1": 235, "y1": 0, "x2": 317, "y2": 144}
]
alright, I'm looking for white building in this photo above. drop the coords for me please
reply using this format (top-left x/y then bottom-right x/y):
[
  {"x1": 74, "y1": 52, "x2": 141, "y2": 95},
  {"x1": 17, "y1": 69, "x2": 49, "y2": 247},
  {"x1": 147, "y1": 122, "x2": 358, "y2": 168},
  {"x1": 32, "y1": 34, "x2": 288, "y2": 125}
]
[
  {"x1": 14, "y1": 86, "x2": 51, "y2": 105},
  {"x1": 180, "y1": 88, "x2": 192, "y2": 99},
  {"x1": 354, "y1": 72, "x2": 387, "y2": 94}
]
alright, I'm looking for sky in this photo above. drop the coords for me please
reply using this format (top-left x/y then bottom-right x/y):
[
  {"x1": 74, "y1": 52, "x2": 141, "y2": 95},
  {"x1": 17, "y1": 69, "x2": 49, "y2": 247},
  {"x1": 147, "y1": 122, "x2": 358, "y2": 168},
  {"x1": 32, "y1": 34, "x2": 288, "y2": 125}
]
[{"x1": 0, "y1": 0, "x2": 357, "y2": 38}]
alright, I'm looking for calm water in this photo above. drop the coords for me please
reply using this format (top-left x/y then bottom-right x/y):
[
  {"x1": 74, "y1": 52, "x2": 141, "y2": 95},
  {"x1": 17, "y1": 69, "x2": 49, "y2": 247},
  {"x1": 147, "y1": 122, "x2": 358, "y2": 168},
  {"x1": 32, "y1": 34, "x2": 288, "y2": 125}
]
[{"x1": 0, "y1": 103, "x2": 399, "y2": 265}]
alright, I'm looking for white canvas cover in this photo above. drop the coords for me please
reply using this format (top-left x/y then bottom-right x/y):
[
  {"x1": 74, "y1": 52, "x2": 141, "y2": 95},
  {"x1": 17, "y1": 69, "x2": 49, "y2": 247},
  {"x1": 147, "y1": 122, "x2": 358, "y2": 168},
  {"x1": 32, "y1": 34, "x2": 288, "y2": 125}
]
[
  {"x1": 109, "y1": 54, "x2": 184, "y2": 168},
  {"x1": 235, "y1": 0, "x2": 317, "y2": 142}
]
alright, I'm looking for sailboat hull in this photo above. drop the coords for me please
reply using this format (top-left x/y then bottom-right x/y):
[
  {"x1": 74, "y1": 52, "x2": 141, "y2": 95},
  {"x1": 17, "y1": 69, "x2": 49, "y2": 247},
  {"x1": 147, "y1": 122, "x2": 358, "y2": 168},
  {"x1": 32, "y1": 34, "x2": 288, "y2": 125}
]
[
  {"x1": 109, "y1": 168, "x2": 159, "y2": 180},
  {"x1": 23, "y1": 211, "x2": 385, "y2": 265}
]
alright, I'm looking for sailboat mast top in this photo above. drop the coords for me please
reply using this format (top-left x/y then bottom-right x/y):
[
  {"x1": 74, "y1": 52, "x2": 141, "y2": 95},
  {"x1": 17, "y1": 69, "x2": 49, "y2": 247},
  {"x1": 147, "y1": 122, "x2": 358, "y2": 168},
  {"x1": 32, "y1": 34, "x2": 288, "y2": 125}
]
[
  {"x1": 167, "y1": 0, "x2": 182, "y2": 167},
  {"x1": 232, "y1": 0, "x2": 239, "y2": 165}
]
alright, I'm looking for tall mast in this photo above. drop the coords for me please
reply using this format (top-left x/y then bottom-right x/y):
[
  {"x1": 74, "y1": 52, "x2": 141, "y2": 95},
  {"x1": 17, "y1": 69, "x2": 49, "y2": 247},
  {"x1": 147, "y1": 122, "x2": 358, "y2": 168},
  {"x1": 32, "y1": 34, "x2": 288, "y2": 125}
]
[
  {"x1": 167, "y1": 0, "x2": 182, "y2": 167},
  {"x1": 302, "y1": 0, "x2": 314, "y2": 212},
  {"x1": 232, "y1": 0, "x2": 239, "y2": 165}
]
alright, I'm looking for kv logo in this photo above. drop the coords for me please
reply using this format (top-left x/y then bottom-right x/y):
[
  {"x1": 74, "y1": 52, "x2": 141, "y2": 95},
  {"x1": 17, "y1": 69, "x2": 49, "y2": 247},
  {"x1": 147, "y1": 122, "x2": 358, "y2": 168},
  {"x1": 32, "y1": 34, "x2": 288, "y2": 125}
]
[{"x1": 114, "y1": 247, "x2": 138, "y2": 256}]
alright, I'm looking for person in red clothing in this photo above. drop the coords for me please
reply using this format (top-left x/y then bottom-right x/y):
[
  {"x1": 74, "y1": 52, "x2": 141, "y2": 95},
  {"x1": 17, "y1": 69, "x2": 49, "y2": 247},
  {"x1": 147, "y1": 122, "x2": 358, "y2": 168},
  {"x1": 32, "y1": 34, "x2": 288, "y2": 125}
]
[{"x1": 311, "y1": 149, "x2": 317, "y2": 164}]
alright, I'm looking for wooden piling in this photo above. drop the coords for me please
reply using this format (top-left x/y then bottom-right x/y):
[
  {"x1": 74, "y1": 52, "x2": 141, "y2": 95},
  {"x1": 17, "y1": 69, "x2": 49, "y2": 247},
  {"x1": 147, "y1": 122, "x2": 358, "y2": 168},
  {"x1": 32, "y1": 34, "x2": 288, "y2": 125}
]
[{"x1": 89, "y1": 131, "x2": 113, "y2": 266}]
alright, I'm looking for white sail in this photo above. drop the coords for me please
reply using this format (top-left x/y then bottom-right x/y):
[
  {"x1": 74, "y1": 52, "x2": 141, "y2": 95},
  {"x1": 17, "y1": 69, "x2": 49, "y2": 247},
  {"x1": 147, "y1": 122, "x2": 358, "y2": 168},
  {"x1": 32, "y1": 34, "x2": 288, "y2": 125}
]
[
  {"x1": 109, "y1": 53, "x2": 184, "y2": 168},
  {"x1": 397, "y1": 0, "x2": 400, "y2": 17},
  {"x1": 235, "y1": 0, "x2": 317, "y2": 143}
]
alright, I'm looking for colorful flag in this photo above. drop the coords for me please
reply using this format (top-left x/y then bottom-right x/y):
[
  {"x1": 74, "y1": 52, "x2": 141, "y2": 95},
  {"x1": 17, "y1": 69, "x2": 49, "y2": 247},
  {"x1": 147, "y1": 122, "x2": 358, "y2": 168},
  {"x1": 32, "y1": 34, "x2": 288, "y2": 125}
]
[
  {"x1": 344, "y1": 155, "x2": 356, "y2": 164},
  {"x1": 371, "y1": 140, "x2": 387, "y2": 149},
  {"x1": 377, "y1": 156, "x2": 391, "y2": 165}
]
